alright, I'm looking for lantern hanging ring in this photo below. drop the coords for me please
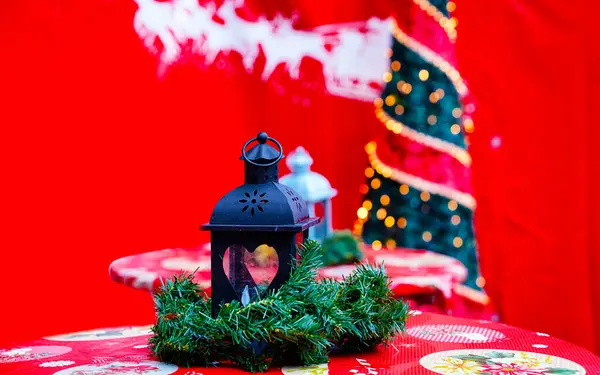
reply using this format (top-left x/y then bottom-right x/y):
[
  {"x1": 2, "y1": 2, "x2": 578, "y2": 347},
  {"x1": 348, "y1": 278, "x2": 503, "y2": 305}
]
[{"x1": 241, "y1": 132, "x2": 284, "y2": 167}]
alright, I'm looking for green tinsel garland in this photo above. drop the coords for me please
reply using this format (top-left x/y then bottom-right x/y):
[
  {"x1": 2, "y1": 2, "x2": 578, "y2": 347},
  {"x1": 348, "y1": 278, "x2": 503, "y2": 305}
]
[{"x1": 150, "y1": 240, "x2": 408, "y2": 373}]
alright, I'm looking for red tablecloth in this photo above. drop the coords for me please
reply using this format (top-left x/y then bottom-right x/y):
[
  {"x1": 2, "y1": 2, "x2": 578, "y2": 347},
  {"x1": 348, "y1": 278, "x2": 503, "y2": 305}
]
[
  {"x1": 109, "y1": 244, "x2": 469, "y2": 299},
  {"x1": 2, "y1": 311, "x2": 599, "y2": 374}
]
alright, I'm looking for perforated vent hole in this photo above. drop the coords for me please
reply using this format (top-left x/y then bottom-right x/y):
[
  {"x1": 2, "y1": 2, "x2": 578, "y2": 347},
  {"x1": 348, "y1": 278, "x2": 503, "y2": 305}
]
[{"x1": 239, "y1": 190, "x2": 268, "y2": 215}]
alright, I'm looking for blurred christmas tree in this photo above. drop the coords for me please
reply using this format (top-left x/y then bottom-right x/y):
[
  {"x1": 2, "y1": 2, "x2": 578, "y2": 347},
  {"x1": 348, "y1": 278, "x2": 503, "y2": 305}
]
[{"x1": 354, "y1": 2, "x2": 484, "y2": 292}]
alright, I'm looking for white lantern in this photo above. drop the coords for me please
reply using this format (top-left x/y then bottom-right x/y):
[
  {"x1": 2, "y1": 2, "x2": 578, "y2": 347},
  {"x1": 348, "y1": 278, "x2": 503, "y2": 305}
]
[{"x1": 280, "y1": 147, "x2": 337, "y2": 243}]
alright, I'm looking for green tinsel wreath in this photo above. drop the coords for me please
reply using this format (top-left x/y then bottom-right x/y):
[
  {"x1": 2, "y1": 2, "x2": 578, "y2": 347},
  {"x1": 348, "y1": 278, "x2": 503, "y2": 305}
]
[{"x1": 150, "y1": 240, "x2": 408, "y2": 373}]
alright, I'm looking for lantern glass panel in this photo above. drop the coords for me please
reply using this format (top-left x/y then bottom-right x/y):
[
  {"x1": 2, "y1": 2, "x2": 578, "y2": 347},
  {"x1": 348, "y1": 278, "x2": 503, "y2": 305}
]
[{"x1": 223, "y1": 244, "x2": 279, "y2": 299}]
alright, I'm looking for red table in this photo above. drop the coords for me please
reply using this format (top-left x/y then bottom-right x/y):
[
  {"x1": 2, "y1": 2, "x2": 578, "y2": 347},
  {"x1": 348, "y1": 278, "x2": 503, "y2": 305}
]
[
  {"x1": 109, "y1": 244, "x2": 490, "y2": 317},
  {"x1": 2, "y1": 311, "x2": 599, "y2": 374}
]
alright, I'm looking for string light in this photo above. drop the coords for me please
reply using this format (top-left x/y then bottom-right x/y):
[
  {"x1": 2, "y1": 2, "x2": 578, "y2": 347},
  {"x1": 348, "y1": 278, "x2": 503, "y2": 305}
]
[
  {"x1": 391, "y1": 20, "x2": 467, "y2": 96},
  {"x1": 366, "y1": 142, "x2": 476, "y2": 209},
  {"x1": 396, "y1": 80, "x2": 406, "y2": 90},
  {"x1": 419, "y1": 69, "x2": 430, "y2": 81},
  {"x1": 397, "y1": 217, "x2": 407, "y2": 228},
  {"x1": 380, "y1": 195, "x2": 391, "y2": 206},
  {"x1": 381, "y1": 166, "x2": 392, "y2": 178},
  {"x1": 453, "y1": 237, "x2": 463, "y2": 248},
  {"x1": 376, "y1": 208, "x2": 387, "y2": 220},
  {"x1": 436, "y1": 88, "x2": 445, "y2": 98},
  {"x1": 374, "y1": 98, "x2": 383, "y2": 108},
  {"x1": 386, "y1": 239, "x2": 397, "y2": 249},
  {"x1": 370, "y1": 178, "x2": 381, "y2": 189},
  {"x1": 420, "y1": 191, "x2": 431, "y2": 202},
  {"x1": 449, "y1": 17, "x2": 458, "y2": 28},
  {"x1": 450, "y1": 124, "x2": 461, "y2": 135},
  {"x1": 357, "y1": 207, "x2": 368, "y2": 220},
  {"x1": 363, "y1": 200, "x2": 373, "y2": 211},
  {"x1": 365, "y1": 167, "x2": 375, "y2": 178},
  {"x1": 401, "y1": 83, "x2": 413, "y2": 94},
  {"x1": 383, "y1": 72, "x2": 392, "y2": 83},
  {"x1": 422, "y1": 231, "x2": 432, "y2": 242},
  {"x1": 395, "y1": 105, "x2": 405, "y2": 115},
  {"x1": 452, "y1": 108, "x2": 463, "y2": 118},
  {"x1": 427, "y1": 115, "x2": 437, "y2": 125},
  {"x1": 448, "y1": 200, "x2": 458, "y2": 211},
  {"x1": 372, "y1": 240, "x2": 382, "y2": 251},
  {"x1": 476, "y1": 277, "x2": 486, "y2": 288},
  {"x1": 384, "y1": 216, "x2": 395, "y2": 228},
  {"x1": 383, "y1": 119, "x2": 394, "y2": 132},
  {"x1": 359, "y1": 184, "x2": 369, "y2": 194},
  {"x1": 412, "y1": 0, "x2": 457, "y2": 42},
  {"x1": 429, "y1": 92, "x2": 440, "y2": 103},
  {"x1": 447, "y1": 1, "x2": 456, "y2": 12},
  {"x1": 375, "y1": 108, "x2": 472, "y2": 166},
  {"x1": 386, "y1": 48, "x2": 393, "y2": 58},
  {"x1": 451, "y1": 215, "x2": 461, "y2": 225},
  {"x1": 454, "y1": 284, "x2": 490, "y2": 305},
  {"x1": 391, "y1": 61, "x2": 401, "y2": 71},
  {"x1": 385, "y1": 95, "x2": 396, "y2": 106},
  {"x1": 464, "y1": 118, "x2": 475, "y2": 133}
]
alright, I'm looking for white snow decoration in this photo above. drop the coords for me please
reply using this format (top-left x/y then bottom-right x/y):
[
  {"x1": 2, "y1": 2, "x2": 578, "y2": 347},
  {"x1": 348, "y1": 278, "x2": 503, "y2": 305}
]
[{"x1": 132, "y1": 0, "x2": 391, "y2": 101}]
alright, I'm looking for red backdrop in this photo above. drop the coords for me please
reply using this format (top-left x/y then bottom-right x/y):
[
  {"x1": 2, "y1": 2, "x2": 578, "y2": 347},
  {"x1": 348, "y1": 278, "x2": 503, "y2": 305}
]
[{"x1": 0, "y1": 0, "x2": 599, "y2": 353}]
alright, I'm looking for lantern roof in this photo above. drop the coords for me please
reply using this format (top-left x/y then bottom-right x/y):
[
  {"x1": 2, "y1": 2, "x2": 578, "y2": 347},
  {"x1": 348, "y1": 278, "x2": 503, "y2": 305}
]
[
  {"x1": 240, "y1": 131, "x2": 281, "y2": 164},
  {"x1": 280, "y1": 146, "x2": 337, "y2": 203},
  {"x1": 202, "y1": 133, "x2": 320, "y2": 232}
]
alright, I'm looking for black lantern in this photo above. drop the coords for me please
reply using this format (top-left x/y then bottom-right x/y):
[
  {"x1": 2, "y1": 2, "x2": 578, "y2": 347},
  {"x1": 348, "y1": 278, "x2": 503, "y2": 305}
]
[{"x1": 201, "y1": 132, "x2": 320, "y2": 317}]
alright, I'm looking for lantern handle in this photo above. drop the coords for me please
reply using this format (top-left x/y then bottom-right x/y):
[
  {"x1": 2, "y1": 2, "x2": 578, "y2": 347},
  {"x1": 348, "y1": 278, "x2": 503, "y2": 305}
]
[{"x1": 242, "y1": 132, "x2": 284, "y2": 167}]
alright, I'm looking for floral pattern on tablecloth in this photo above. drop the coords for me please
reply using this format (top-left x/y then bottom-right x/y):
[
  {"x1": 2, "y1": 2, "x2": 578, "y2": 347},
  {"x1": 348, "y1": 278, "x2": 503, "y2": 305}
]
[
  {"x1": 52, "y1": 361, "x2": 178, "y2": 375},
  {"x1": 109, "y1": 245, "x2": 212, "y2": 293},
  {"x1": 420, "y1": 350, "x2": 586, "y2": 375},
  {"x1": 407, "y1": 324, "x2": 505, "y2": 343},
  {"x1": 281, "y1": 363, "x2": 328, "y2": 375},
  {"x1": 39, "y1": 361, "x2": 76, "y2": 368},
  {"x1": 45, "y1": 326, "x2": 152, "y2": 341},
  {"x1": 160, "y1": 257, "x2": 211, "y2": 273},
  {"x1": 2, "y1": 313, "x2": 599, "y2": 375},
  {"x1": 0, "y1": 346, "x2": 72, "y2": 363}
]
